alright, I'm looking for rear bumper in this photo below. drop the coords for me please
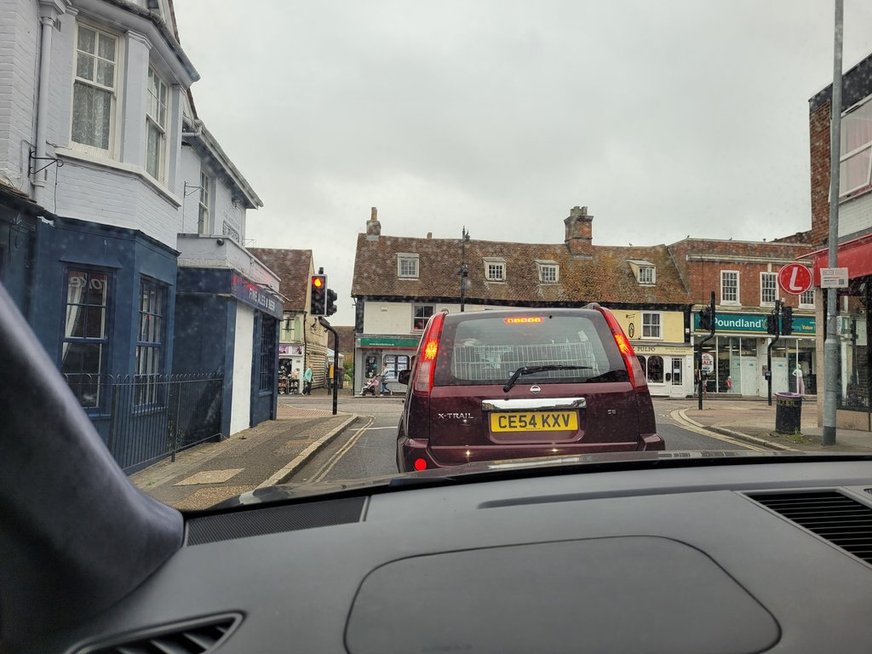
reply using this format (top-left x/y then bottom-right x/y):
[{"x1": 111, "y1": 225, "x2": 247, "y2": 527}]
[{"x1": 398, "y1": 433, "x2": 665, "y2": 472}]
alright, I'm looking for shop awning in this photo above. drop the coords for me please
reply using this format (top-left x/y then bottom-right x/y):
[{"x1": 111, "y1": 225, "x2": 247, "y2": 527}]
[{"x1": 802, "y1": 232, "x2": 872, "y2": 286}]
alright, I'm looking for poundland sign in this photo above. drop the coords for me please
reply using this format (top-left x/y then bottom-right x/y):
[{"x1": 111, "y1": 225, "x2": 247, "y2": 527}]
[{"x1": 693, "y1": 312, "x2": 816, "y2": 335}]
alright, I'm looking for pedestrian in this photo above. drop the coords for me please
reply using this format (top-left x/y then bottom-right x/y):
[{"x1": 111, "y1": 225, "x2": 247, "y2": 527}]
[
  {"x1": 303, "y1": 365, "x2": 313, "y2": 395},
  {"x1": 380, "y1": 363, "x2": 390, "y2": 395}
]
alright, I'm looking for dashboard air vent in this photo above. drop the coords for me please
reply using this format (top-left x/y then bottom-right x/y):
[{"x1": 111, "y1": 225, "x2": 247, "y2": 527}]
[
  {"x1": 81, "y1": 614, "x2": 240, "y2": 654},
  {"x1": 749, "y1": 490, "x2": 872, "y2": 564}
]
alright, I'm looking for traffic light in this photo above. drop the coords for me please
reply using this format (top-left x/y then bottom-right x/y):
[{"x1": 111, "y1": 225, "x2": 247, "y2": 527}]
[
  {"x1": 699, "y1": 307, "x2": 712, "y2": 331},
  {"x1": 326, "y1": 288, "x2": 338, "y2": 317},
  {"x1": 781, "y1": 306, "x2": 793, "y2": 336},
  {"x1": 310, "y1": 274, "x2": 326, "y2": 316},
  {"x1": 766, "y1": 314, "x2": 778, "y2": 335}
]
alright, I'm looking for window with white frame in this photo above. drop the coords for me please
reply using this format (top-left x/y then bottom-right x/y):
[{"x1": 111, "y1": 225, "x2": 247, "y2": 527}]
[
  {"x1": 413, "y1": 304, "x2": 434, "y2": 331},
  {"x1": 135, "y1": 278, "x2": 167, "y2": 406},
  {"x1": 760, "y1": 272, "x2": 777, "y2": 306},
  {"x1": 198, "y1": 172, "x2": 211, "y2": 235},
  {"x1": 484, "y1": 259, "x2": 506, "y2": 281},
  {"x1": 840, "y1": 99, "x2": 872, "y2": 197},
  {"x1": 641, "y1": 312, "x2": 661, "y2": 339},
  {"x1": 800, "y1": 288, "x2": 815, "y2": 308},
  {"x1": 538, "y1": 262, "x2": 558, "y2": 283},
  {"x1": 397, "y1": 254, "x2": 419, "y2": 279},
  {"x1": 721, "y1": 270, "x2": 739, "y2": 304},
  {"x1": 72, "y1": 24, "x2": 118, "y2": 151},
  {"x1": 638, "y1": 266, "x2": 655, "y2": 284},
  {"x1": 145, "y1": 67, "x2": 168, "y2": 181}
]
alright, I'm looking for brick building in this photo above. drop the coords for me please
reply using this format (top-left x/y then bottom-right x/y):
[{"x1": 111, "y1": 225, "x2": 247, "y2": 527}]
[
  {"x1": 668, "y1": 238, "x2": 816, "y2": 397},
  {"x1": 805, "y1": 54, "x2": 872, "y2": 430}
]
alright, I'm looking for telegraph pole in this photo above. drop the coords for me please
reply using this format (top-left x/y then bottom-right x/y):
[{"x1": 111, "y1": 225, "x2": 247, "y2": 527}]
[
  {"x1": 823, "y1": 0, "x2": 843, "y2": 446},
  {"x1": 459, "y1": 227, "x2": 470, "y2": 312}
]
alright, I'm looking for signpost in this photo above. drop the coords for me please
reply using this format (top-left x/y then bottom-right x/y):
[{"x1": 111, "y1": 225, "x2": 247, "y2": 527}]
[
  {"x1": 820, "y1": 267, "x2": 849, "y2": 288},
  {"x1": 777, "y1": 263, "x2": 812, "y2": 295}
]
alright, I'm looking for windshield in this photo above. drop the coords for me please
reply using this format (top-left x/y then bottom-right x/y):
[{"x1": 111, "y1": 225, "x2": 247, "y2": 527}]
[
  {"x1": 3, "y1": 1, "x2": 872, "y2": 512},
  {"x1": 435, "y1": 312, "x2": 625, "y2": 386}
]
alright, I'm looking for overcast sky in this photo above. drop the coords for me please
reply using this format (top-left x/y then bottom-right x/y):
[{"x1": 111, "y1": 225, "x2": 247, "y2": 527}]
[{"x1": 174, "y1": 1, "x2": 872, "y2": 326}]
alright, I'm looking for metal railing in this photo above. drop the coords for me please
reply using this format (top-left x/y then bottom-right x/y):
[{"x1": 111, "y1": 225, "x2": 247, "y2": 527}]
[{"x1": 61, "y1": 371, "x2": 226, "y2": 472}]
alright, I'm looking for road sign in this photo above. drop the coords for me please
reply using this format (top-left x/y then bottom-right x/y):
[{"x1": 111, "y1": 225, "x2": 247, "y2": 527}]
[
  {"x1": 820, "y1": 267, "x2": 849, "y2": 288},
  {"x1": 777, "y1": 263, "x2": 812, "y2": 295},
  {"x1": 701, "y1": 353, "x2": 714, "y2": 374}
]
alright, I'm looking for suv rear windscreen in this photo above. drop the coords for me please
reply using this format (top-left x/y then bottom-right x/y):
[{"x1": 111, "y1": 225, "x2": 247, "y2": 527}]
[{"x1": 433, "y1": 312, "x2": 628, "y2": 386}]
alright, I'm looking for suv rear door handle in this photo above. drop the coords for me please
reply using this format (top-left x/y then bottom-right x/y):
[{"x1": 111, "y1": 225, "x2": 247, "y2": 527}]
[{"x1": 481, "y1": 397, "x2": 587, "y2": 411}]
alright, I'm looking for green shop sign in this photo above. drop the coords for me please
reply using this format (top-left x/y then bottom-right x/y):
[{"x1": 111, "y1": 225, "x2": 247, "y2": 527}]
[
  {"x1": 693, "y1": 312, "x2": 816, "y2": 335},
  {"x1": 358, "y1": 336, "x2": 422, "y2": 348}
]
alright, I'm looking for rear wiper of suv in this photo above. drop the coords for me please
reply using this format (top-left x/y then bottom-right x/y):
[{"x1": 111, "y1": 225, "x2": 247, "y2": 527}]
[{"x1": 503, "y1": 365, "x2": 591, "y2": 392}]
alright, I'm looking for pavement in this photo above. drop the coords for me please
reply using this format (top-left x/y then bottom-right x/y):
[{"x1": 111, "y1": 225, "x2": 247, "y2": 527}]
[
  {"x1": 130, "y1": 389, "x2": 872, "y2": 511},
  {"x1": 130, "y1": 392, "x2": 358, "y2": 511},
  {"x1": 673, "y1": 395, "x2": 872, "y2": 453}
]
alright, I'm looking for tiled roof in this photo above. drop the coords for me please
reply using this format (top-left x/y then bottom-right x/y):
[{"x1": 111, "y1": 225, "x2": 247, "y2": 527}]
[
  {"x1": 249, "y1": 248, "x2": 313, "y2": 312},
  {"x1": 352, "y1": 234, "x2": 689, "y2": 305}
]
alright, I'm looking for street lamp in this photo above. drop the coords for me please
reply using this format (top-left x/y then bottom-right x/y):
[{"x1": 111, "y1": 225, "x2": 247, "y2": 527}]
[{"x1": 459, "y1": 227, "x2": 470, "y2": 312}]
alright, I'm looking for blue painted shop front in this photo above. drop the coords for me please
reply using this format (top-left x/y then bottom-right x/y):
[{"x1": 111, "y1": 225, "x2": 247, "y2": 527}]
[
  {"x1": 175, "y1": 267, "x2": 282, "y2": 434},
  {"x1": 9, "y1": 216, "x2": 178, "y2": 466}
]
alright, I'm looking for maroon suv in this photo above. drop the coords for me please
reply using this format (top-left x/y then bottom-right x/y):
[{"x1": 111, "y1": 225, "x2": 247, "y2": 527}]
[{"x1": 396, "y1": 305, "x2": 663, "y2": 472}]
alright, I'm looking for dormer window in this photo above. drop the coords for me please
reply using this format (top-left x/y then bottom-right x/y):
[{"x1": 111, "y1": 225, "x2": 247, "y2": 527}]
[
  {"x1": 628, "y1": 260, "x2": 656, "y2": 285},
  {"x1": 536, "y1": 260, "x2": 559, "y2": 283},
  {"x1": 484, "y1": 258, "x2": 506, "y2": 282},
  {"x1": 397, "y1": 253, "x2": 419, "y2": 279}
]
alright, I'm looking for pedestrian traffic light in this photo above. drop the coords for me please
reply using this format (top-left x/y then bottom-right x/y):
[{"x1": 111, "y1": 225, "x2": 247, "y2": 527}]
[
  {"x1": 310, "y1": 274, "x2": 326, "y2": 316},
  {"x1": 326, "y1": 288, "x2": 338, "y2": 317},
  {"x1": 699, "y1": 307, "x2": 712, "y2": 331},
  {"x1": 766, "y1": 314, "x2": 778, "y2": 335},
  {"x1": 781, "y1": 306, "x2": 793, "y2": 336}
]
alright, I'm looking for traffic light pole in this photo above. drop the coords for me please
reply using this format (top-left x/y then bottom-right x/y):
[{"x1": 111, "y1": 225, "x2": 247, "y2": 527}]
[
  {"x1": 319, "y1": 318, "x2": 339, "y2": 416},
  {"x1": 766, "y1": 300, "x2": 781, "y2": 407},
  {"x1": 696, "y1": 292, "x2": 716, "y2": 410}
]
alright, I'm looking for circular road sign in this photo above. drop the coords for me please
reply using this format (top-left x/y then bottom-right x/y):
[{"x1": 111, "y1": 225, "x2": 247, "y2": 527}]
[{"x1": 777, "y1": 263, "x2": 812, "y2": 295}]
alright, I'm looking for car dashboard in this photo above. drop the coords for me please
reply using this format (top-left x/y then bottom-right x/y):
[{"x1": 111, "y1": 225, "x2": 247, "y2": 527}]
[{"x1": 37, "y1": 459, "x2": 872, "y2": 653}]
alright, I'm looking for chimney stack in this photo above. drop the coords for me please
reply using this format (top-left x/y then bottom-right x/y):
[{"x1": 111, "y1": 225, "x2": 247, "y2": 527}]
[
  {"x1": 564, "y1": 205, "x2": 593, "y2": 258},
  {"x1": 366, "y1": 206, "x2": 381, "y2": 241}
]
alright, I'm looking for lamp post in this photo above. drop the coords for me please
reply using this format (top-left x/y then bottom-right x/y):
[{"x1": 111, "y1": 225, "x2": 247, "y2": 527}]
[{"x1": 459, "y1": 227, "x2": 470, "y2": 312}]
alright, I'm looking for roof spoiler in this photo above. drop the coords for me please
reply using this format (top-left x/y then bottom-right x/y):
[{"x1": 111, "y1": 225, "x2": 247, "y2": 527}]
[{"x1": 0, "y1": 282, "x2": 183, "y2": 649}]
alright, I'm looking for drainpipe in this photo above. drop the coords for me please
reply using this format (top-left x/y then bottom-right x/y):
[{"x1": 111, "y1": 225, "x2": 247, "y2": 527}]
[{"x1": 32, "y1": 13, "x2": 56, "y2": 194}]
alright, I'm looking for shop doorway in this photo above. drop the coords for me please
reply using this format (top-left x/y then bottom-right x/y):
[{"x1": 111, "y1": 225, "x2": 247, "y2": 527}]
[{"x1": 667, "y1": 357, "x2": 685, "y2": 398}]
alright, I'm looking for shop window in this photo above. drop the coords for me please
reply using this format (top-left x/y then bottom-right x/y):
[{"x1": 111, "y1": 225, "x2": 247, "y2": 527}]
[
  {"x1": 646, "y1": 355, "x2": 664, "y2": 383},
  {"x1": 259, "y1": 318, "x2": 277, "y2": 392},
  {"x1": 838, "y1": 282, "x2": 870, "y2": 410},
  {"x1": 61, "y1": 269, "x2": 111, "y2": 409},
  {"x1": 382, "y1": 355, "x2": 410, "y2": 383},
  {"x1": 413, "y1": 304, "x2": 434, "y2": 331},
  {"x1": 135, "y1": 278, "x2": 167, "y2": 406}
]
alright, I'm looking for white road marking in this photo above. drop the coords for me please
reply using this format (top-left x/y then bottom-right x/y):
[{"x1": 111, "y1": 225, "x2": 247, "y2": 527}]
[
  {"x1": 362, "y1": 426, "x2": 398, "y2": 431},
  {"x1": 668, "y1": 409, "x2": 768, "y2": 452},
  {"x1": 310, "y1": 417, "x2": 376, "y2": 483}
]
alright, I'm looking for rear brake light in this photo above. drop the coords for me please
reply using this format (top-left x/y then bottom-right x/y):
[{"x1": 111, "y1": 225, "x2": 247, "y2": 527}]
[
  {"x1": 589, "y1": 304, "x2": 646, "y2": 390},
  {"x1": 414, "y1": 312, "x2": 446, "y2": 393},
  {"x1": 414, "y1": 458, "x2": 427, "y2": 471}
]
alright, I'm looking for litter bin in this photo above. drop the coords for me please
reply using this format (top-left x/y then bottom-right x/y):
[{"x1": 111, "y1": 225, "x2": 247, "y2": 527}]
[{"x1": 775, "y1": 392, "x2": 803, "y2": 434}]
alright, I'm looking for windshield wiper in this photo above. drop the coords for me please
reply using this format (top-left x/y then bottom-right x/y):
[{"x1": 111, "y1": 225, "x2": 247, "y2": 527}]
[{"x1": 503, "y1": 365, "x2": 591, "y2": 392}]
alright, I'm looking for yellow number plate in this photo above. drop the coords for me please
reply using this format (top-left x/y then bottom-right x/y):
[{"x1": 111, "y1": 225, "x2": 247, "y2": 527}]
[{"x1": 490, "y1": 411, "x2": 578, "y2": 432}]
